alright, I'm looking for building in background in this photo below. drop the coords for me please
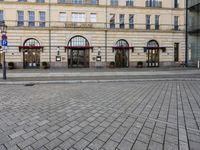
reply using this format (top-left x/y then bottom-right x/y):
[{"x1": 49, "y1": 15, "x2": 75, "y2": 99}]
[
  {"x1": 187, "y1": 0, "x2": 200, "y2": 67},
  {"x1": 0, "y1": 0, "x2": 185, "y2": 69}
]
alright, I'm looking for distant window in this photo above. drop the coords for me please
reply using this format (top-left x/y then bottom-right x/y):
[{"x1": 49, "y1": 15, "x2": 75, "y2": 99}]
[
  {"x1": 59, "y1": 12, "x2": 67, "y2": 22},
  {"x1": 17, "y1": 11, "x2": 24, "y2": 26},
  {"x1": 72, "y1": 0, "x2": 84, "y2": 4},
  {"x1": 91, "y1": 0, "x2": 97, "y2": 4},
  {"x1": 146, "y1": 0, "x2": 162, "y2": 7},
  {"x1": 126, "y1": 0, "x2": 133, "y2": 6},
  {"x1": 119, "y1": 14, "x2": 125, "y2": 29},
  {"x1": 90, "y1": 13, "x2": 96, "y2": 22},
  {"x1": 129, "y1": 14, "x2": 134, "y2": 29},
  {"x1": 174, "y1": 0, "x2": 179, "y2": 8},
  {"x1": 146, "y1": 15, "x2": 151, "y2": 30},
  {"x1": 18, "y1": 0, "x2": 27, "y2": 2},
  {"x1": 72, "y1": 13, "x2": 85, "y2": 22},
  {"x1": 0, "y1": 10, "x2": 3, "y2": 23},
  {"x1": 39, "y1": 11, "x2": 45, "y2": 27},
  {"x1": 174, "y1": 16, "x2": 179, "y2": 30},
  {"x1": 36, "y1": 0, "x2": 45, "y2": 3},
  {"x1": 110, "y1": 0, "x2": 118, "y2": 6},
  {"x1": 29, "y1": 11, "x2": 35, "y2": 27},
  {"x1": 110, "y1": 14, "x2": 115, "y2": 29},
  {"x1": 155, "y1": 15, "x2": 159, "y2": 30}
]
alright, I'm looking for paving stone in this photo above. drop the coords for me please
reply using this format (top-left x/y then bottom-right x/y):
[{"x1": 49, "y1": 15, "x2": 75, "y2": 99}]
[
  {"x1": 45, "y1": 138, "x2": 62, "y2": 150},
  {"x1": 17, "y1": 137, "x2": 36, "y2": 149},
  {"x1": 9, "y1": 130, "x2": 26, "y2": 139},
  {"x1": 148, "y1": 141, "x2": 163, "y2": 150},
  {"x1": 88, "y1": 139, "x2": 104, "y2": 150},
  {"x1": 31, "y1": 137, "x2": 49, "y2": 149},
  {"x1": 73, "y1": 139, "x2": 90, "y2": 150},
  {"x1": 117, "y1": 139, "x2": 133, "y2": 150},
  {"x1": 33, "y1": 131, "x2": 49, "y2": 140},
  {"x1": 103, "y1": 140, "x2": 118, "y2": 150},
  {"x1": 59, "y1": 138, "x2": 76, "y2": 149}
]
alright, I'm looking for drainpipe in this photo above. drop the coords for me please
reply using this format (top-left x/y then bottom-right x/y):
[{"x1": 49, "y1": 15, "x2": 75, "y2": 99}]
[
  {"x1": 185, "y1": 0, "x2": 188, "y2": 67},
  {"x1": 105, "y1": 0, "x2": 108, "y2": 68},
  {"x1": 48, "y1": 0, "x2": 51, "y2": 68}
]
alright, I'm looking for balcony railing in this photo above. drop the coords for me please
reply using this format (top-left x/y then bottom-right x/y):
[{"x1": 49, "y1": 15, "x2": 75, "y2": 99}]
[
  {"x1": 58, "y1": 0, "x2": 99, "y2": 5},
  {"x1": 146, "y1": 1, "x2": 162, "y2": 8},
  {"x1": 5, "y1": 20, "x2": 185, "y2": 32}
]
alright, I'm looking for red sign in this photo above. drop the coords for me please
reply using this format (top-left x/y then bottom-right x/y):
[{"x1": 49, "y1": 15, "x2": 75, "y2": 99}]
[{"x1": 2, "y1": 34, "x2": 7, "y2": 40}]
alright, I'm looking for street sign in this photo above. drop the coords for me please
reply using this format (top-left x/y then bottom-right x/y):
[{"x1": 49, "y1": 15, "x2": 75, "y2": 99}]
[{"x1": 1, "y1": 40, "x2": 8, "y2": 47}]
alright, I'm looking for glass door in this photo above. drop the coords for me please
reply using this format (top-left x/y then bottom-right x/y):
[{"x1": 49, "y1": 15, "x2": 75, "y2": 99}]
[{"x1": 23, "y1": 50, "x2": 40, "y2": 68}]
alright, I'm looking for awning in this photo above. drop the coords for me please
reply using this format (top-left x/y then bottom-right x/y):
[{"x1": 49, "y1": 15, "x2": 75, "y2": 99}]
[
  {"x1": 19, "y1": 46, "x2": 44, "y2": 52},
  {"x1": 112, "y1": 46, "x2": 134, "y2": 51},
  {"x1": 64, "y1": 46, "x2": 94, "y2": 52},
  {"x1": 144, "y1": 47, "x2": 166, "y2": 52},
  {"x1": 64, "y1": 46, "x2": 93, "y2": 50}
]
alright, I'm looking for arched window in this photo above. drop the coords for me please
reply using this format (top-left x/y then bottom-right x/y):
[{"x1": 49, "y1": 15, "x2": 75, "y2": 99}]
[
  {"x1": 68, "y1": 36, "x2": 89, "y2": 47},
  {"x1": 23, "y1": 38, "x2": 40, "y2": 46},
  {"x1": 115, "y1": 39, "x2": 129, "y2": 47},
  {"x1": 147, "y1": 40, "x2": 159, "y2": 47}
]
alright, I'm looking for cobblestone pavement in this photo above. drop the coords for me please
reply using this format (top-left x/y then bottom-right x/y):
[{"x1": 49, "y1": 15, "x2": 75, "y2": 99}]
[{"x1": 0, "y1": 81, "x2": 200, "y2": 150}]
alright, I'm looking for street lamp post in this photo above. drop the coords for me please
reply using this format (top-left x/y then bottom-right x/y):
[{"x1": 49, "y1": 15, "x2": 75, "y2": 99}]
[{"x1": 0, "y1": 21, "x2": 8, "y2": 80}]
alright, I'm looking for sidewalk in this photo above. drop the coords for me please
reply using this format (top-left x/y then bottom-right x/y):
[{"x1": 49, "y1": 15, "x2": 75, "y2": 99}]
[{"x1": 0, "y1": 67, "x2": 199, "y2": 84}]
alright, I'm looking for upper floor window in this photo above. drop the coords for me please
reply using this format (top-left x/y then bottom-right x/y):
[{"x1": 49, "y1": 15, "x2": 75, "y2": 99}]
[
  {"x1": 36, "y1": 0, "x2": 45, "y2": 3},
  {"x1": 126, "y1": 0, "x2": 134, "y2": 6},
  {"x1": 39, "y1": 11, "x2": 45, "y2": 27},
  {"x1": 174, "y1": 16, "x2": 179, "y2": 30},
  {"x1": 72, "y1": 0, "x2": 84, "y2": 4},
  {"x1": 17, "y1": 11, "x2": 24, "y2": 26},
  {"x1": 18, "y1": 0, "x2": 27, "y2": 2},
  {"x1": 119, "y1": 14, "x2": 125, "y2": 29},
  {"x1": 90, "y1": 13, "x2": 97, "y2": 22},
  {"x1": 129, "y1": 14, "x2": 134, "y2": 29},
  {"x1": 146, "y1": 0, "x2": 162, "y2": 7},
  {"x1": 110, "y1": 0, "x2": 118, "y2": 6},
  {"x1": 0, "y1": 10, "x2": 3, "y2": 23},
  {"x1": 59, "y1": 12, "x2": 67, "y2": 22},
  {"x1": 174, "y1": 0, "x2": 179, "y2": 8},
  {"x1": 155, "y1": 15, "x2": 159, "y2": 30},
  {"x1": 72, "y1": 13, "x2": 85, "y2": 22},
  {"x1": 110, "y1": 14, "x2": 115, "y2": 29},
  {"x1": 91, "y1": 0, "x2": 97, "y2": 5},
  {"x1": 146, "y1": 15, "x2": 151, "y2": 30},
  {"x1": 29, "y1": 11, "x2": 35, "y2": 27}
]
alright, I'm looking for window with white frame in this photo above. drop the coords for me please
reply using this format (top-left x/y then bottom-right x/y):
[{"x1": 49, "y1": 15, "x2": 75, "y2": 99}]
[
  {"x1": 29, "y1": 11, "x2": 35, "y2": 27},
  {"x1": 72, "y1": 13, "x2": 85, "y2": 22},
  {"x1": 0, "y1": 10, "x2": 3, "y2": 23},
  {"x1": 17, "y1": 11, "x2": 24, "y2": 26},
  {"x1": 39, "y1": 11, "x2": 45, "y2": 27},
  {"x1": 90, "y1": 13, "x2": 96, "y2": 22},
  {"x1": 59, "y1": 12, "x2": 67, "y2": 22}
]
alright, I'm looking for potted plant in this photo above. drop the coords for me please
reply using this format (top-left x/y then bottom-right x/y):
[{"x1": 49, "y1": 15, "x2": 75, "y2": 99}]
[
  {"x1": 41, "y1": 61, "x2": 48, "y2": 69},
  {"x1": 109, "y1": 61, "x2": 115, "y2": 68},
  {"x1": 8, "y1": 62, "x2": 15, "y2": 69},
  {"x1": 137, "y1": 61, "x2": 143, "y2": 68}
]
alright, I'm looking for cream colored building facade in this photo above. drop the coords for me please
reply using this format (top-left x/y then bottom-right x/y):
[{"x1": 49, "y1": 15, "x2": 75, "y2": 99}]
[{"x1": 0, "y1": 0, "x2": 185, "y2": 69}]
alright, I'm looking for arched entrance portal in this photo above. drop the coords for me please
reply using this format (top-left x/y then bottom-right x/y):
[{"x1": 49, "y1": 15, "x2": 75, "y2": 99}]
[
  {"x1": 146, "y1": 40, "x2": 160, "y2": 67},
  {"x1": 19, "y1": 38, "x2": 43, "y2": 69},
  {"x1": 114, "y1": 39, "x2": 129, "y2": 68},
  {"x1": 66, "y1": 36, "x2": 91, "y2": 68}
]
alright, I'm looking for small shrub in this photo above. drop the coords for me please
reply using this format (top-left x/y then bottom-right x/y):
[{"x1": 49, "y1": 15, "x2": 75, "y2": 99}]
[
  {"x1": 41, "y1": 61, "x2": 48, "y2": 69},
  {"x1": 8, "y1": 62, "x2": 14, "y2": 69}
]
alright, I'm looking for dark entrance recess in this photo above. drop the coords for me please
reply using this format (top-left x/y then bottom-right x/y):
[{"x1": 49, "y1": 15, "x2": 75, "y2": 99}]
[
  {"x1": 144, "y1": 40, "x2": 165, "y2": 67},
  {"x1": 113, "y1": 39, "x2": 134, "y2": 68},
  {"x1": 19, "y1": 38, "x2": 43, "y2": 69},
  {"x1": 65, "y1": 36, "x2": 92, "y2": 68}
]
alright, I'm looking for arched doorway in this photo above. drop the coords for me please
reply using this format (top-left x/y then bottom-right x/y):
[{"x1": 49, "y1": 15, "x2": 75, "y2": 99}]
[
  {"x1": 146, "y1": 40, "x2": 160, "y2": 67},
  {"x1": 114, "y1": 39, "x2": 129, "y2": 68},
  {"x1": 66, "y1": 36, "x2": 91, "y2": 68},
  {"x1": 19, "y1": 38, "x2": 43, "y2": 68}
]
